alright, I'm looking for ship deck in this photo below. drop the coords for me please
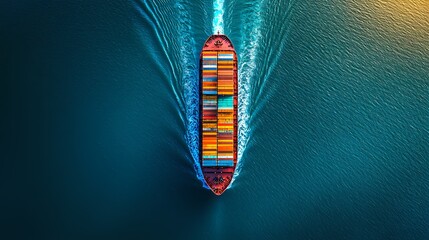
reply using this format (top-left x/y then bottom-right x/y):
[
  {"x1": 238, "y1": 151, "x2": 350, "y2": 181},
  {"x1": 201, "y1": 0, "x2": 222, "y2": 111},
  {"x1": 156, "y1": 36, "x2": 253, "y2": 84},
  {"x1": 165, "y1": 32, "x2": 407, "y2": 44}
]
[{"x1": 199, "y1": 34, "x2": 238, "y2": 195}]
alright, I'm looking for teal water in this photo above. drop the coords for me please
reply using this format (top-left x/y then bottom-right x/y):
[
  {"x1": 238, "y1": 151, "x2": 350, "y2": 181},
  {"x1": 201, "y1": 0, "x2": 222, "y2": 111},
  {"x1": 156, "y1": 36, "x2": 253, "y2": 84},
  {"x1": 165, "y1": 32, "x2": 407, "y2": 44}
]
[{"x1": 1, "y1": 0, "x2": 429, "y2": 239}]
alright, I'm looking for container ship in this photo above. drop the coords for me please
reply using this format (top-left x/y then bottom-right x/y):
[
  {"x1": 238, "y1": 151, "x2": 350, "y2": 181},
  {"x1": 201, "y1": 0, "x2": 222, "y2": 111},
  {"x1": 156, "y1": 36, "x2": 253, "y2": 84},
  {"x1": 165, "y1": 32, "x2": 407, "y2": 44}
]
[{"x1": 200, "y1": 34, "x2": 237, "y2": 195}]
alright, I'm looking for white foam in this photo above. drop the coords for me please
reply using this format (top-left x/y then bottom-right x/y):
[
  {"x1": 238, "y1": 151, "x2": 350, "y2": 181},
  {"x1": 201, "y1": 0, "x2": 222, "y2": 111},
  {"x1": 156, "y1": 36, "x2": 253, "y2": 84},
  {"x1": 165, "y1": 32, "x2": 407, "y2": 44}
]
[
  {"x1": 174, "y1": 1, "x2": 209, "y2": 189},
  {"x1": 213, "y1": 0, "x2": 225, "y2": 34},
  {"x1": 229, "y1": 0, "x2": 264, "y2": 188}
]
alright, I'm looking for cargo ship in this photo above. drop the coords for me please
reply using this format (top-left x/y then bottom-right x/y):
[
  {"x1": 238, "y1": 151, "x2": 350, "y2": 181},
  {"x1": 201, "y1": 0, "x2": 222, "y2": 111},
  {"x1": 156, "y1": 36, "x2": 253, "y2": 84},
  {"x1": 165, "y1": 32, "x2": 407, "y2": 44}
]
[{"x1": 200, "y1": 34, "x2": 238, "y2": 195}]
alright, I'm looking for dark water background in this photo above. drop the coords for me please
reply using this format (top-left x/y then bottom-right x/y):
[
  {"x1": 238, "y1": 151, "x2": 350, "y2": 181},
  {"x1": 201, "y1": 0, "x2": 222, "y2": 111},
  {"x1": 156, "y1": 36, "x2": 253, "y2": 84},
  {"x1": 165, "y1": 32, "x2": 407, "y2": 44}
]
[{"x1": 1, "y1": 0, "x2": 428, "y2": 239}]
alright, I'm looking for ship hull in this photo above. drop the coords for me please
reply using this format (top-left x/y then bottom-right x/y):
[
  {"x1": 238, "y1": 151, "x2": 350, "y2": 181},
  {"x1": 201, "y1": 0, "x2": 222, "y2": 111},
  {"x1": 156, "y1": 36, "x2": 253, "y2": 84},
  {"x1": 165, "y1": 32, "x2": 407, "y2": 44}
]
[{"x1": 199, "y1": 34, "x2": 238, "y2": 195}]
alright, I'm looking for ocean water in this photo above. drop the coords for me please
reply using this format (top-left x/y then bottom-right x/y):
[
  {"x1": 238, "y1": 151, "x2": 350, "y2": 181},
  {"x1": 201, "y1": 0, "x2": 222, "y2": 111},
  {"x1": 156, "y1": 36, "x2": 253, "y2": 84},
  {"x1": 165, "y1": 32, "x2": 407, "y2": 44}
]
[{"x1": 1, "y1": 0, "x2": 429, "y2": 239}]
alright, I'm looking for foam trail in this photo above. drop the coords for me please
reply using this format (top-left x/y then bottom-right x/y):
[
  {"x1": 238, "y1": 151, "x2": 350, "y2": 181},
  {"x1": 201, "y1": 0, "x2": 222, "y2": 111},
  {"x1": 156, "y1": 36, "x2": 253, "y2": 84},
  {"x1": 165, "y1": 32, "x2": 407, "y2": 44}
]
[
  {"x1": 229, "y1": 0, "x2": 264, "y2": 187},
  {"x1": 175, "y1": 2, "x2": 209, "y2": 188},
  {"x1": 213, "y1": 0, "x2": 224, "y2": 34}
]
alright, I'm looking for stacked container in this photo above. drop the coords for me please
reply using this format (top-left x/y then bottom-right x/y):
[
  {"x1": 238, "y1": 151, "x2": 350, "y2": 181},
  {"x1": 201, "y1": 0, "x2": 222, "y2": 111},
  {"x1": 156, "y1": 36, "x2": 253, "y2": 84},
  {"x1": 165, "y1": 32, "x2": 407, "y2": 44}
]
[
  {"x1": 216, "y1": 52, "x2": 234, "y2": 167},
  {"x1": 202, "y1": 52, "x2": 218, "y2": 166},
  {"x1": 201, "y1": 50, "x2": 235, "y2": 167}
]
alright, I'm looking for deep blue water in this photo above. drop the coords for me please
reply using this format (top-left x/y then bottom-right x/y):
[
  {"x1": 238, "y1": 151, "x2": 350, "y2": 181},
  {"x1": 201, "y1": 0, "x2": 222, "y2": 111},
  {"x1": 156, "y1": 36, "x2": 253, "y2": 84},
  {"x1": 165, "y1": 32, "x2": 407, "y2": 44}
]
[{"x1": 1, "y1": 0, "x2": 429, "y2": 239}]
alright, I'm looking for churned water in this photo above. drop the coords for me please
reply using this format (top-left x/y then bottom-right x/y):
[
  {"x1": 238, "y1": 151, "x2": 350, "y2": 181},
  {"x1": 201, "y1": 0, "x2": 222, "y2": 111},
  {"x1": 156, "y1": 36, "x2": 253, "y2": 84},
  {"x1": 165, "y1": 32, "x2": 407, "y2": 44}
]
[{"x1": 1, "y1": 0, "x2": 428, "y2": 239}]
